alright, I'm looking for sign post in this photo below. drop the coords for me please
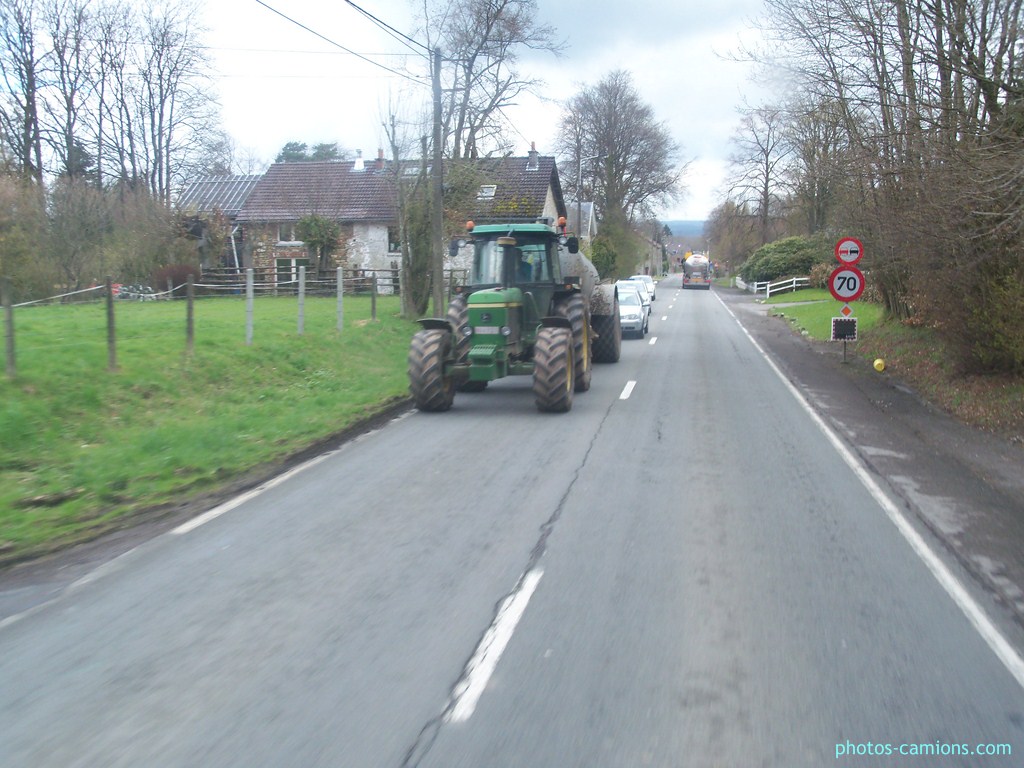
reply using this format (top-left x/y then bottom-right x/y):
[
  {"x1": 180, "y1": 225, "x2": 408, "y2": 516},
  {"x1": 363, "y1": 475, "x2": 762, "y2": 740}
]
[{"x1": 830, "y1": 239, "x2": 865, "y2": 362}]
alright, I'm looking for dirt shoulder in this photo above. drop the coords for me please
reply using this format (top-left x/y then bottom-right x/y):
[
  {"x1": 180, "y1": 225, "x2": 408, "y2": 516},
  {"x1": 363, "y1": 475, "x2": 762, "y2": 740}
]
[{"x1": 719, "y1": 286, "x2": 1024, "y2": 631}]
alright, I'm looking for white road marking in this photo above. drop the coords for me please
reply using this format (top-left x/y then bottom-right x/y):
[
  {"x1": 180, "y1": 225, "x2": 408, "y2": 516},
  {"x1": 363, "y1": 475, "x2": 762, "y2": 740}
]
[
  {"x1": 445, "y1": 568, "x2": 544, "y2": 723},
  {"x1": 619, "y1": 381, "x2": 637, "y2": 400},
  {"x1": 172, "y1": 451, "x2": 337, "y2": 534},
  {"x1": 649, "y1": 336, "x2": 658, "y2": 345},
  {"x1": 715, "y1": 292, "x2": 1024, "y2": 691},
  {"x1": 661, "y1": 315, "x2": 668, "y2": 321}
]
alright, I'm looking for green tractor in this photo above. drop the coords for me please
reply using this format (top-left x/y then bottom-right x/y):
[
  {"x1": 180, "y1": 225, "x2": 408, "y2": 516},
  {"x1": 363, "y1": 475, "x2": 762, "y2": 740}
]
[{"x1": 408, "y1": 216, "x2": 622, "y2": 413}]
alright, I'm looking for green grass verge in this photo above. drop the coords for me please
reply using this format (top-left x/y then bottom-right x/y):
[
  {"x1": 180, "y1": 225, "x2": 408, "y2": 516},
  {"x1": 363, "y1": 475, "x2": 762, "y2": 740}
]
[
  {"x1": 1, "y1": 295, "x2": 417, "y2": 561},
  {"x1": 766, "y1": 289, "x2": 884, "y2": 340},
  {"x1": 768, "y1": 288, "x2": 1024, "y2": 438}
]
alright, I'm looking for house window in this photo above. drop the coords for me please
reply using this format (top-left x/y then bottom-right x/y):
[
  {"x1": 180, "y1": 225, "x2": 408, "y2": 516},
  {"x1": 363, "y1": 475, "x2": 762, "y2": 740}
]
[
  {"x1": 477, "y1": 184, "x2": 496, "y2": 200},
  {"x1": 278, "y1": 224, "x2": 300, "y2": 243}
]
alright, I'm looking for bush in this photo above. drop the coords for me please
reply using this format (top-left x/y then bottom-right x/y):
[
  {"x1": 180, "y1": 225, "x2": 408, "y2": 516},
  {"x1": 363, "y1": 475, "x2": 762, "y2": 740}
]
[{"x1": 739, "y1": 236, "x2": 832, "y2": 283}]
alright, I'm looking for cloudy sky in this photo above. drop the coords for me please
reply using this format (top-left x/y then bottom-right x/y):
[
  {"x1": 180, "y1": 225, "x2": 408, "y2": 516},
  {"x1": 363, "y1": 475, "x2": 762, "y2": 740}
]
[{"x1": 201, "y1": 0, "x2": 770, "y2": 221}]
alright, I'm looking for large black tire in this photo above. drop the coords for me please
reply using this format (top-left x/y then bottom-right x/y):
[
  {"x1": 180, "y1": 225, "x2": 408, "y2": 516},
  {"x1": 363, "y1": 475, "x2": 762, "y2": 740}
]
[
  {"x1": 553, "y1": 293, "x2": 591, "y2": 392},
  {"x1": 533, "y1": 327, "x2": 574, "y2": 413},
  {"x1": 447, "y1": 295, "x2": 488, "y2": 392},
  {"x1": 592, "y1": 299, "x2": 622, "y2": 363},
  {"x1": 408, "y1": 329, "x2": 455, "y2": 411},
  {"x1": 446, "y1": 295, "x2": 469, "y2": 362}
]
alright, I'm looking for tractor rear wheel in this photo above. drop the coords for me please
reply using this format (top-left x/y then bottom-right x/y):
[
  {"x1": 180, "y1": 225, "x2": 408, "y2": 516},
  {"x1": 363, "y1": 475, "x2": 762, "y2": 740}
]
[
  {"x1": 554, "y1": 293, "x2": 591, "y2": 392},
  {"x1": 592, "y1": 298, "x2": 622, "y2": 363},
  {"x1": 408, "y1": 329, "x2": 455, "y2": 411},
  {"x1": 533, "y1": 327, "x2": 574, "y2": 413}
]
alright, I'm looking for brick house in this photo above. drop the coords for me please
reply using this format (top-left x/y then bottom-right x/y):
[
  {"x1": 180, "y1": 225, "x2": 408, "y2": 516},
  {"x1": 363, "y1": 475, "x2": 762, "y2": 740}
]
[
  {"x1": 179, "y1": 146, "x2": 570, "y2": 280},
  {"x1": 233, "y1": 152, "x2": 399, "y2": 278}
]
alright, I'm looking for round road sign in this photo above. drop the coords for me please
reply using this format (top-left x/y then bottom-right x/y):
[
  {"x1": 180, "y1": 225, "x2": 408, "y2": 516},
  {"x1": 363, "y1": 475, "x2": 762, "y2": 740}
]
[
  {"x1": 829, "y1": 265, "x2": 865, "y2": 302},
  {"x1": 834, "y1": 237, "x2": 864, "y2": 265}
]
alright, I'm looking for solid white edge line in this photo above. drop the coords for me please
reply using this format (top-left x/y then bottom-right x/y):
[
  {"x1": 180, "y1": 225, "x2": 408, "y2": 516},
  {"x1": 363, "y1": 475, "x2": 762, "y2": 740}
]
[
  {"x1": 619, "y1": 380, "x2": 637, "y2": 400},
  {"x1": 172, "y1": 450, "x2": 336, "y2": 535},
  {"x1": 446, "y1": 568, "x2": 544, "y2": 723},
  {"x1": 714, "y1": 292, "x2": 1024, "y2": 690}
]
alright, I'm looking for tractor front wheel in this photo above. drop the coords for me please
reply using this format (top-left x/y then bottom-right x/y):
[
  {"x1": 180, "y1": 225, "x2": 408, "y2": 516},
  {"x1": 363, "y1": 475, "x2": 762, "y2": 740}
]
[
  {"x1": 408, "y1": 329, "x2": 455, "y2": 411},
  {"x1": 533, "y1": 326, "x2": 574, "y2": 413}
]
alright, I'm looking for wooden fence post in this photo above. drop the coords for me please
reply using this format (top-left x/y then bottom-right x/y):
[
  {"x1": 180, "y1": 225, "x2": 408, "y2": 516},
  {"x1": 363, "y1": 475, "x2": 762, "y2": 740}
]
[
  {"x1": 2, "y1": 277, "x2": 14, "y2": 379},
  {"x1": 105, "y1": 276, "x2": 117, "y2": 371},
  {"x1": 371, "y1": 275, "x2": 377, "y2": 322}
]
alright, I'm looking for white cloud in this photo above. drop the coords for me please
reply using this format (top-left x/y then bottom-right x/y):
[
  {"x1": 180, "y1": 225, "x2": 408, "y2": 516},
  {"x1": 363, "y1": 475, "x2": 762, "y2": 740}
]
[{"x1": 200, "y1": 0, "x2": 772, "y2": 221}]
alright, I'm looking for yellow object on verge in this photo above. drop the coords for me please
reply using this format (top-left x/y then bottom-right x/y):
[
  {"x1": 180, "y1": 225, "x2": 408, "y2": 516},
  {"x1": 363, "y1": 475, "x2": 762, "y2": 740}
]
[{"x1": 873, "y1": 358, "x2": 885, "y2": 372}]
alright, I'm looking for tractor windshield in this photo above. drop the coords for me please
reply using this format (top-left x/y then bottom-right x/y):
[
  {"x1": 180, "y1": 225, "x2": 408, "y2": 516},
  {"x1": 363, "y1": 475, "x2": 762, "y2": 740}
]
[{"x1": 472, "y1": 234, "x2": 560, "y2": 286}]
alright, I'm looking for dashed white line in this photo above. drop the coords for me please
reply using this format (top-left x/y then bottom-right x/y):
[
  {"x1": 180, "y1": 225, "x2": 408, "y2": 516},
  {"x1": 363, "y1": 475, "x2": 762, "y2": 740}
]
[
  {"x1": 661, "y1": 315, "x2": 668, "y2": 321},
  {"x1": 649, "y1": 336, "x2": 658, "y2": 345},
  {"x1": 619, "y1": 380, "x2": 637, "y2": 399}
]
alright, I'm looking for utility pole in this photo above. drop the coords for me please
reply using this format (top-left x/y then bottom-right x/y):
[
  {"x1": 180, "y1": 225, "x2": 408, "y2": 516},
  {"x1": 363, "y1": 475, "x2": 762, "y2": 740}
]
[{"x1": 431, "y1": 47, "x2": 445, "y2": 318}]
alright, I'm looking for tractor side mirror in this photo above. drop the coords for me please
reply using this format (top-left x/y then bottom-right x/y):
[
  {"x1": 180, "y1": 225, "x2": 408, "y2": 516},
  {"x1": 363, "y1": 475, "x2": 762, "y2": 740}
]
[
  {"x1": 565, "y1": 236, "x2": 579, "y2": 254},
  {"x1": 448, "y1": 237, "x2": 469, "y2": 258}
]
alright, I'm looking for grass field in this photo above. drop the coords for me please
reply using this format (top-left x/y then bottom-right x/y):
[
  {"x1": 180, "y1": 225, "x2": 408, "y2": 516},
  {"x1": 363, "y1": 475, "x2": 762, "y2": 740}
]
[{"x1": 1, "y1": 295, "x2": 417, "y2": 563}]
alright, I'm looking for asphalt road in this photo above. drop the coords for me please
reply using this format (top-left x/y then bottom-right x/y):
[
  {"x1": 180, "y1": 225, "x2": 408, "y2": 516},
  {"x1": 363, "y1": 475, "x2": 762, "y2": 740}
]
[{"x1": 1, "y1": 276, "x2": 1022, "y2": 767}]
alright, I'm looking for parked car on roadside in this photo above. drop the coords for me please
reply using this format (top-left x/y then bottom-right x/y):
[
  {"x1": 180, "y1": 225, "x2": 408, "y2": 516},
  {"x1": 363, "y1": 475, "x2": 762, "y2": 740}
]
[{"x1": 617, "y1": 285, "x2": 648, "y2": 338}]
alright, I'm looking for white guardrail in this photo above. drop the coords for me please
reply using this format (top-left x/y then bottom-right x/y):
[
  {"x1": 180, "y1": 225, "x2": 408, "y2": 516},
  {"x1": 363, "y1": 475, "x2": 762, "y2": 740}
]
[{"x1": 734, "y1": 275, "x2": 810, "y2": 298}]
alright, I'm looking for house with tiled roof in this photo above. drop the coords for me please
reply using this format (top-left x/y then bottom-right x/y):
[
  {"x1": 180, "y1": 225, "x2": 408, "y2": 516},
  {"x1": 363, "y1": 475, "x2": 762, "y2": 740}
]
[
  {"x1": 183, "y1": 146, "x2": 569, "y2": 278},
  {"x1": 446, "y1": 146, "x2": 569, "y2": 271},
  {"x1": 469, "y1": 146, "x2": 567, "y2": 223},
  {"x1": 234, "y1": 151, "x2": 399, "y2": 275}
]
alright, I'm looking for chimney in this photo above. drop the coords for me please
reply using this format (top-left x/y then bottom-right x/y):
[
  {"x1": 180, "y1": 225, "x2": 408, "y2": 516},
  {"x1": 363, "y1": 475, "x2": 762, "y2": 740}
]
[
  {"x1": 375, "y1": 148, "x2": 385, "y2": 172},
  {"x1": 353, "y1": 149, "x2": 364, "y2": 172},
  {"x1": 527, "y1": 141, "x2": 539, "y2": 170}
]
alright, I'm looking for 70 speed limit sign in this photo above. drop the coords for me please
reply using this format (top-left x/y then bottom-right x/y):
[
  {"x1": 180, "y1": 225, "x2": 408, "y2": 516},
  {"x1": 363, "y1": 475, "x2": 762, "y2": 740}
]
[{"x1": 828, "y1": 265, "x2": 865, "y2": 302}]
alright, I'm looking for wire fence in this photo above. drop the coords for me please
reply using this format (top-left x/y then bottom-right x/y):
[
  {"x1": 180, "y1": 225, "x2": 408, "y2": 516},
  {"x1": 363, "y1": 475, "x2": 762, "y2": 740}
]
[{"x1": 2, "y1": 267, "x2": 470, "y2": 380}]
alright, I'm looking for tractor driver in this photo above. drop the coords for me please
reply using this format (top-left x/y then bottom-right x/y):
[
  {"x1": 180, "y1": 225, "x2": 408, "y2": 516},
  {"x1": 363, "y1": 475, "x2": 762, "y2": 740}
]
[{"x1": 516, "y1": 248, "x2": 533, "y2": 282}]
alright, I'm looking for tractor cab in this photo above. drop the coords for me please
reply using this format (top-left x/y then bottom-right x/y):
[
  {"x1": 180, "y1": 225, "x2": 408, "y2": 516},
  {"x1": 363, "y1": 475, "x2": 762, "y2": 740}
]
[{"x1": 459, "y1": 219, "x2": 577, "y2": 327}]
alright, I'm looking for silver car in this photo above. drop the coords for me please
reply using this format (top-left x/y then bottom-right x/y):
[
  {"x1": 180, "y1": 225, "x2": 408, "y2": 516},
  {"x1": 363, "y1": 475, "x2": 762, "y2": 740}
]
[
  {"x1": 617, "y1": 285, "x2": 648, "y2": 338},
  {"x1": 629, "y1": 274, "x2": 656, "y2": 300},
  {"x1": 616, "y1": 279, "x2": 652, "y2": 327}
]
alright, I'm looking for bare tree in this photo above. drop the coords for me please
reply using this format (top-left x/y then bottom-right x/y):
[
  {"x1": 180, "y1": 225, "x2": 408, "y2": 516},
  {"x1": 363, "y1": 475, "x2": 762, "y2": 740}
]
[
  {"x1": 0, "y1": 0, "x2": 43, "y2": 182},
  {"x1": 426, "y1": 0, "x2": 560, "y2": 159},
  {"x1": 40, "y1": 0, "x2": 97, "y2": 180},
  {"x1": 778, "y1": 94, "x2": 850, "y2": 235},
  {"x1": 135, "y1": 0, "x2": 213, "y2": 203},
  {"x1": 727, "y1": 104, "x2": 790, "y2": 246},
  {"x1": 556, "y1": 70, "x2": 682, "y2": 225}
]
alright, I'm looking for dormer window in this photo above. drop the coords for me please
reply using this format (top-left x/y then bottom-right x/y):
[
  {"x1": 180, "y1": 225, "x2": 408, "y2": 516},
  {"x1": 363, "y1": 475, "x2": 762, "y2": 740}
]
[{"x1": 478, "y1": 184, "x2": 497, "y2": 200}]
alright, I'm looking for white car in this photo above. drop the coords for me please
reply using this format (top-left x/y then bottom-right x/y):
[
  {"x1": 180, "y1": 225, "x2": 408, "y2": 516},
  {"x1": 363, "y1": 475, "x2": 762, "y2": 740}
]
[{"x1": 629, "y1": 274, "x2": 656, "y2": 300}]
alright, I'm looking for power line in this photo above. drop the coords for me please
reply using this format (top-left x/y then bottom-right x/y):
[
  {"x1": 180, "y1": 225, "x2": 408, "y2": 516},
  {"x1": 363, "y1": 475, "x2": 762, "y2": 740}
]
[
  {"x1": 252, "y1": 0, "x2": 427, "y2": 86},
  {"x1": 341, "y1": 0, "x2": 431, "y2": 56}
]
